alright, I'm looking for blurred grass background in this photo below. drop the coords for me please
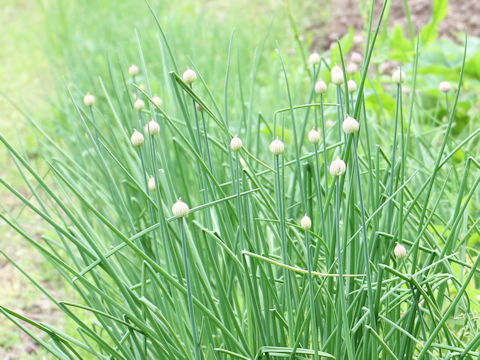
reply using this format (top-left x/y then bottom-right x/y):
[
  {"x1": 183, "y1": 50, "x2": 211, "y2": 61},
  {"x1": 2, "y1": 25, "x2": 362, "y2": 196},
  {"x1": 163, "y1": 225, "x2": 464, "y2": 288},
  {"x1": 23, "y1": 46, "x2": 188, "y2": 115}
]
[{"x1": 0, "y1": 1, "x2": 57, "y2": 358}]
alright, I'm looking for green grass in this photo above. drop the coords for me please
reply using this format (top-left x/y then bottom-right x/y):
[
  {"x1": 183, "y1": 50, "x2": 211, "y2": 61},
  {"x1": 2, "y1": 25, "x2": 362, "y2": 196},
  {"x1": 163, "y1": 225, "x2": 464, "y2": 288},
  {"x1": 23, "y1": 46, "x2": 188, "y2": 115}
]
[
  {"x1": 0, "y1": 1, "x2": 61, "y2": 358},
  {"x1": 1, "y1": 0, "x2": 480, "y2": 359}
]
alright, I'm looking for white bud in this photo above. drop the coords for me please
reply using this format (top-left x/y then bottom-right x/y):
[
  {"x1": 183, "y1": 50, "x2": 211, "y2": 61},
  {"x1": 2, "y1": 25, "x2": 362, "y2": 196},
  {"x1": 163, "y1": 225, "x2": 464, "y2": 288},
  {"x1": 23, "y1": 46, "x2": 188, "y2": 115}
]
[
  {"x1": 152, "y1": 95, "x2": 162, "y2": 107},
  {"x1": 342, "y1": 116, "x2": 359, "y2": 134},
  {"x1": 331, "y1": 65, "x2": 344, "y2": 85},
  {"x1": 269, "y1": 138, "x2": 285, "y2": 156},
  {"x1": 239, "y1": 157, "x2": 247, "y2": 169},
  {"x1": 308, "y1": 129, "x2": 321, "y2": 145},
  {"x1": 326, "y1": 119, "x2": 334, "y2": 128},
  {"x1": 300, "y1": 214, "x2": 312, "y2": 230},
  {"x1": 230, "y1": 135, "x2": 242, "y2": 152},
  {"x1": 439, "y1": 81, "x2": 451, "y2": 93},
  {"x1": 144, "y1": 119, "x2": 160, "y2": 136},
  {"x1": 346, "y1": 62, "x2": 359, "y2": 74},
  {"x1": 347, "y1": 79, "x2": 357, "y2": 93},
  {"x1": 130, "y1": 129, "x2": 144, "y2": 147},
  {"x1": 351, "y1": 52, "x2": 363, "y2": 64},
  {"x1": 134, "y1": 98, "x2": 145, "y2": 111},
  {"x1": 83, "y1": 93, "x2": 95, "y2": 107},
  {"x1": 172, "y1": 199, "x2": 189, "y2": 218},
  {"x1": 195, "y1": 103, "x2": 203, "y2": 112},
  {"x1": 314, "y1": 80, "x2": 327, "y2": 94},
  {"x1": 183, "y1": 69, "x2": 197, "y2": 85},
  {"x1": 394, "y1": 242, "x2": 407, "y2": 259},
  {"x1": 329, "y1": 158, "x2": 346, "y2": 176},
  {"x1": 148, "y1": 176, "x2": 156, "y2": 191},
  {"x1": 392, "y1": 69, "x2": 406, "y2": 84},
  {"x1": 308, "y1": 52, "x2": 321, "y2": 65},
  {"x1": 128, "y1": 64, "x2": 140, "y2": 76}
]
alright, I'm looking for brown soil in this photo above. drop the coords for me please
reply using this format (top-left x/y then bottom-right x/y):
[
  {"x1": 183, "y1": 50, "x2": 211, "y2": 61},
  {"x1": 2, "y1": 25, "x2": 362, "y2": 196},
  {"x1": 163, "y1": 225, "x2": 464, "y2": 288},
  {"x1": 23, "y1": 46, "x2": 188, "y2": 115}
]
[
  {"x1": 0, "y1": 193, "x2": 64, "y2": 359},
  {"x1": 313, "y1": 0, "x2": 478, "y2": 50}
]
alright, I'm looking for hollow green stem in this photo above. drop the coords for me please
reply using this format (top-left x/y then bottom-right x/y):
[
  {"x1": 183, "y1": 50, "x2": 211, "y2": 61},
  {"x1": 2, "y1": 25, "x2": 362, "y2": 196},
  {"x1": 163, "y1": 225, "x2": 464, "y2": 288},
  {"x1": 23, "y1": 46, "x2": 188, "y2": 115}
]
[{"x1": 180, "y1": 219, "x2": 202, "y2": 360}]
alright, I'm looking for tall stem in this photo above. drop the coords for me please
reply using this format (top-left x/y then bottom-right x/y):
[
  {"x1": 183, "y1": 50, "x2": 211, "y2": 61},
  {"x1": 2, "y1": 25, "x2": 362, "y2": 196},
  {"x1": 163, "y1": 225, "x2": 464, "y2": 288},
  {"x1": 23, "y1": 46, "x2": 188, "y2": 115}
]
[
  {"x1": 180, "y1": 220, "x2": 202, "y2": 360},
  {"x1": 305, "y1": 229, "x2": 319, "y2": 360},
  {"x1": 274, "y1": 155, "x2": 293, "y2": 344}
]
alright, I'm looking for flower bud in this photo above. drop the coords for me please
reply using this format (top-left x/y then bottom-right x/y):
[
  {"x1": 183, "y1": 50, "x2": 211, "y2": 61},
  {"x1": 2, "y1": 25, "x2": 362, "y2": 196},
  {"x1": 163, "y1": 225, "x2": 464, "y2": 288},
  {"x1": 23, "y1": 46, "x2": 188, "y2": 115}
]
[
  {"x1": 439, "y1": 81, "x2": 451, "y2": 93},
  {"x1": 308, "y1": 129, "x2": 321, "y2": 145},
  {"x1": 314, "y1": 80, "x2": 327, "y2": 94},
  {"x1": 392, "y1": 69, "x2": 406, "y2": 84},
  {"x1": 128, "y1": 64, "x2": 140, "y2": 77},
  {"x1": 331, "y1": 65, "x2": 344, "y2": 85},
  {"x1": 195, "y1": 103, "x2": 203, "y2": 112},
  {"x1": 148, "y1": 176, "x2": 156, "y2": 191},
  {"x1": 300, "y1": 214, "x2": 312, "y2": 230},
  {"x1": 351, "y1": 52, "x2": 363, "y2": 64},
  {"x1": 83, "y1": 93, "x2": 95, "y2": 107},
  {"x1": 152, "y1": 95, "x2": 162, "y2": 107},
  {"x1": 230, "y1": 135, "x2": 242, "y2": 152},
  {"x1": 346, "y1": 63, "x2": 359, "y2": 74},
  {"x1": 342, "y1": 116, "x2": 359, "y2": 134},
  {"x1": 134, "y1": 98, "x2": 145, "y2": 111},
  {"x1": 130, "y1": 129, "x2": 144, "y2": 147},
  {"x1": 239, "y1": 157, "x2": 247, "y2": 169},
  {"x1": 172, "y1": 199, "x2": 189, "y2": 218},
  {"x1": 269, "y1": 138, "x2": 285, "y2": 155},
  {"x1": 183, "y1": 69, "x2": 197, "y2": 85},
  {"x1": 394, "y1": 242, "x2": 407, "y2": 259},
  {"x1": 347, "y1": 79, "x2": 357, "y2": 93},
  {"x1": 329, "y1": 158, "x2": 346, "y2": 176},
  {"x1": 144, "y1": 119, "x2": 160, "y2": 136},
  {"x1": 308, "y1": 52, "x2": 321, "y2": 65}
]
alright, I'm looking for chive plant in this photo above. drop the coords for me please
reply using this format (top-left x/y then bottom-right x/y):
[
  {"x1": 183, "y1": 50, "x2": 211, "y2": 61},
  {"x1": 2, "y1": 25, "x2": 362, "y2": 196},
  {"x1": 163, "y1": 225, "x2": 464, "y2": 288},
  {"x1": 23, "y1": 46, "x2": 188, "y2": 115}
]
[{"x1": 1, "y1": 3, "x2": 480, "y2": 360}]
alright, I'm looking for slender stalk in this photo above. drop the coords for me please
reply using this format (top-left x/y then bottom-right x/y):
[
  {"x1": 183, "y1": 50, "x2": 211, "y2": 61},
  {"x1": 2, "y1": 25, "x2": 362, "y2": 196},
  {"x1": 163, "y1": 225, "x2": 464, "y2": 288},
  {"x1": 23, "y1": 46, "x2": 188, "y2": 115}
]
[
  {"x1": 305, "y1": 228, "x2": 319, "y2": 360},
  {"x1": 274, "y1": 154, "x2": 294, "y2": 346},
  {"x1": 180, "y1": 219, "x2": 202, "y2": 360}
]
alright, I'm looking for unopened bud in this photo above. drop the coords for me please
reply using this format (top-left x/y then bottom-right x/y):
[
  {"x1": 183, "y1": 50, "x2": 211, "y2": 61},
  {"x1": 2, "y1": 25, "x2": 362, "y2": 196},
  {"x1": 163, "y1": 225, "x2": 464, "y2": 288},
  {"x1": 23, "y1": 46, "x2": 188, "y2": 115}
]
[
  {"x1": 83, "y1": 93, "x2": 95, "y2": 107},
  {"x1": 392, "y1": 69, "x2": 406, "y2": 84},
  {"x1": 130, "y1": 129, "x2": 144, "y2": 147},
  {"x1": 144, "y1": 120, "x2": 160, "y2": 136},
  {"x1": 269, "y1": 138, "x2": 285, "y2": 155},
  {"x1": 128, "y1": 64, "x2": 140, "y2": 76},
  {"x1": 308, "y1": 52, "x2": 321, "y2": 65},
  {"x1": 331, "y1": 65, "x2": 344, "y2": 85},
  {"x1": 342, "y1": 116, "x2": 359, "y2": 134},
  {"x1": 300, "y1": 214, "x2": 312, "y2": 230},
  {"x1": 439, "y1": 81, "x2": 451, "y2": 93},
  {"x1": 347, "y1": 79, "x2": 357, "y2": 93},
  {"x1": 172, "y1": 199, "x2": 189, "y2": 218},
  {"x1": 134, "y1": 98, "x2": 145, "y2": 111},
  {"x1": 308, "y1": 129, "x2": 321, "y2": 144},
  {"x1": 314, "y1": 80, "x2": 327, "y2": 94},
  {"x1": 329, "y1": 158, "x2": 346, "y2": 176},
  {"x1": 183, "y1": 69, "x2": 197, "y2": 85},
  {"x1": 230, "y1": 135, "x2": 242, "y2": 152},
  {"x1": 394, "y1": 242, "x2": 407, "y2": 259}
]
